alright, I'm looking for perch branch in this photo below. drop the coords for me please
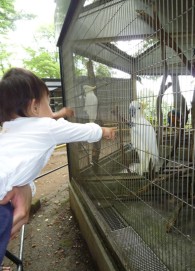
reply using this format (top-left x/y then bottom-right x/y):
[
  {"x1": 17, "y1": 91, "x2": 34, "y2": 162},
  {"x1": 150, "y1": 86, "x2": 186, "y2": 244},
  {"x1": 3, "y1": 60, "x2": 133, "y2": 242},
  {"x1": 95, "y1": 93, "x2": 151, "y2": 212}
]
[
  {"x1": 165, "y1": 195, "x2": 195, "y2": 233},
  {"x1": 128, "y1": 167, "x2": 188, "y2": 200}
]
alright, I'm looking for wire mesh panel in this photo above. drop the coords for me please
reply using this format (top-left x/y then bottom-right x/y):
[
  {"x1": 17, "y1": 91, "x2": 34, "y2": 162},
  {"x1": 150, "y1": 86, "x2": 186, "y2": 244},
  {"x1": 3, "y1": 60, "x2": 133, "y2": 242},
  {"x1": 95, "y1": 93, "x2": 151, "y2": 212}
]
[{"x1": 57, "y1": 0, "x2": 195, "y2": 270}]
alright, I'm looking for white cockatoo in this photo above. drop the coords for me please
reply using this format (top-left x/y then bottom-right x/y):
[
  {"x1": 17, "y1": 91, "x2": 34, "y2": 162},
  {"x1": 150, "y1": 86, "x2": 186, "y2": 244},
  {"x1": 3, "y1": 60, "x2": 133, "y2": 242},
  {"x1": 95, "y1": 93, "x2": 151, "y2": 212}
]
[
  {"x1": 129, "y1": 100, "x2": 159, "y2": 175},
  {"x1": 83, "y1": 85, "x2": 98, "y2": 122}
]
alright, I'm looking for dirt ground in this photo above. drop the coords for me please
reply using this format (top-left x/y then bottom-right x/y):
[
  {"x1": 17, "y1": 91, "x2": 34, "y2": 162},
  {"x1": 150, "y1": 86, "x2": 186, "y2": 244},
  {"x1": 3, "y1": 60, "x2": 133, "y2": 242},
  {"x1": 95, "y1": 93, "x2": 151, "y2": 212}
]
[{"x1": 4, "y1": 146, "x2": 98, "y2": 271}]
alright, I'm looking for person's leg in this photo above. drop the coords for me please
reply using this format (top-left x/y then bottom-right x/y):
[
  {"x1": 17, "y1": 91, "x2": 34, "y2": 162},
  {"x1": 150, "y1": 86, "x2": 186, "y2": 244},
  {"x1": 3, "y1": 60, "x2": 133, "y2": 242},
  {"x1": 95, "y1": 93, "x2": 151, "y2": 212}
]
[{"x1": 0, "y1": 203, "x2": 13, "y2": 265}]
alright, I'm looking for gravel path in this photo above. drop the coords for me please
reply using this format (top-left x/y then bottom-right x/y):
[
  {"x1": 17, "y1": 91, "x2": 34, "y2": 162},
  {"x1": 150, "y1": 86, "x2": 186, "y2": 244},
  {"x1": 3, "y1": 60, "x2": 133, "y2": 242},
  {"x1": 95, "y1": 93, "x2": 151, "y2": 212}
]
[{"x1": 4, "y1": 148, "x2": 98, "y2": 271}]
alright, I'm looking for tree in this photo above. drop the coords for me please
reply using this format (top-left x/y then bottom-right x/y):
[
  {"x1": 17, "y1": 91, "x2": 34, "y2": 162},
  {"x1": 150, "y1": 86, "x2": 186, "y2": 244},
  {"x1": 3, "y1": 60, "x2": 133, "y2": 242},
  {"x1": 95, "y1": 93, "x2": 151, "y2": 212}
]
[
  {"x1": 23, "y1": 24, "x2": 60, "y2": 78},
  {"x1": 0, "y1": 0, "x2": 22, "y2": 74},
  {"x1": 23, "y1": 48, "x2": 60, "y2": 78},
  {"x1": 0, "y1": 0, "x2": 17, "y2": 34},
  {"x1": 74, "y1": 54, "x2": 112, "y2": 78},
  {"x1": 0, "y1": 43, "x2": 12, "y2": 77},
  {"x1": 95, "y1": 63, "x2": 111, "y2": 77},
  {"x1": 0, "y1": 0, "x2": 36, "y2": 75},
  {"x1": 74, "y1": 54, "x2": 88, "y2": 77},
  {"x1": 0, "y1": 0, "x2": 35, "y2": 35}
]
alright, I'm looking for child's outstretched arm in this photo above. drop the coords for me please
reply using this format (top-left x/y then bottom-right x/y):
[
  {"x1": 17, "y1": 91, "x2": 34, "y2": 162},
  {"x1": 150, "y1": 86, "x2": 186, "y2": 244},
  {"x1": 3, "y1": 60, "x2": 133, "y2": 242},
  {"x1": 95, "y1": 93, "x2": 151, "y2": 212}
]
[
  {"x1": 101, "y1": 127, "x2": 116, "y2": 140},
  {"x1": 52, "y1": 107, "x2": 74, "y2": 120}
]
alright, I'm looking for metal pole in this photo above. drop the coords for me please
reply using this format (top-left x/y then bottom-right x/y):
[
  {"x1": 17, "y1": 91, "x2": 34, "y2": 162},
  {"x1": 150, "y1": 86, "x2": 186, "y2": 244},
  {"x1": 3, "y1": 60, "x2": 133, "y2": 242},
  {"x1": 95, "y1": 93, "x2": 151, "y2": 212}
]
[
  {"x1": 35, "y1": 163, "x2": 68, "y2": 180},
  {"x1": 17, "y1": 225, "x2": 25, "y2": 271}
]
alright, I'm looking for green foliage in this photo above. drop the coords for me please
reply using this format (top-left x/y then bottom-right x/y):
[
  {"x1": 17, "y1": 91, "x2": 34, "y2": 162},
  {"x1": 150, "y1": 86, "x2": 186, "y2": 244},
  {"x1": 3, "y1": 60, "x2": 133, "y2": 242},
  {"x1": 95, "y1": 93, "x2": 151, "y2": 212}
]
[
  {"x1": 22, "y1": 24, "x2": 61, "y2": 78},
  {"x1": 134, "y1": 38, "x2": 158, "y2": 58},
  {"x1": 74, "y1": 54, "x2": 112, "y2": 78},
  {"x1": 0, "y1": 0, "x2": 37, "y2": 76},
  {"x1": 0, "y1": 43, "x2": 12, "y2": 77},
  {"x1": 95, "y1": 63, "x2": 111, "y2": 77},
  {"x1": 0, "y1": 0, "x2": 16, "y2": 33},
  {"x1": 73, "y1": 54, "x2": 88, "y2": 76},
  {"x1": 1, "y1": 1, "x2": 111, "y2": 80},
  {"x1": 23, "y1": 48, "x2": 60, "y2": 78},
  {"x1": 0, "y1": 0, "x2": 35, "y2": 35}
]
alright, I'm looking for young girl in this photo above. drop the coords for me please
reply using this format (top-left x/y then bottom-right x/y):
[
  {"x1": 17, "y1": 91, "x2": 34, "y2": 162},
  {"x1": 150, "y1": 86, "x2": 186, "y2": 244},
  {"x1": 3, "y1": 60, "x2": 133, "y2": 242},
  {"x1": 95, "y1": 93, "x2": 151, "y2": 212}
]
[{"x1": 0, "y1": 67, "x2": 116, "y2": 268}]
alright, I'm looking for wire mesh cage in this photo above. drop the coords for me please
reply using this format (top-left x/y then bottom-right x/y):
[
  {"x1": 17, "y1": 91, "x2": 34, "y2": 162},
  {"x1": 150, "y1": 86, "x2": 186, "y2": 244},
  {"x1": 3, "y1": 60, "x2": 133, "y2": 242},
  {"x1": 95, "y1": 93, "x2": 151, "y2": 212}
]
[{"x1": 56, "y1": 0, "x2": 195, "y2": 270}]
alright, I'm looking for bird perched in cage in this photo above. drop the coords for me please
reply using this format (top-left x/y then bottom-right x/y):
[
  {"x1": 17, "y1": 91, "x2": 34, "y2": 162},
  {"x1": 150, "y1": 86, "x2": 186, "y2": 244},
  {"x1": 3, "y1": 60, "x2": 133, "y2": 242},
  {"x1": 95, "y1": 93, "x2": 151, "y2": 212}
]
[
  {"x1": 167, "y1": 109, "x2": 181, "y2": 127},
  {"x1": 83, "y1": 85, "x2": 98, "y2": 122},
  {"x1": 167, "y1": 108, "x2": 190, "y2": 127},
  {"x1": 129, "y1": 100, "x2": 159, "y2": 175}
]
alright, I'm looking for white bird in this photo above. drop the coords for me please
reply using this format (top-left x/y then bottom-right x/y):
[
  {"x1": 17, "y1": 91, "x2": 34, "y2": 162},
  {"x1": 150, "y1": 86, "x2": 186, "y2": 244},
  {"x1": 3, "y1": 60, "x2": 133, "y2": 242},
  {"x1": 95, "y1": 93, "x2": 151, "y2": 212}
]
[
  {"x1": 129, "y1": 100, "x2": 159, "y2": 175},
  {"x1": 83, "y1": 85, "x2": 98, "y2": 122}
]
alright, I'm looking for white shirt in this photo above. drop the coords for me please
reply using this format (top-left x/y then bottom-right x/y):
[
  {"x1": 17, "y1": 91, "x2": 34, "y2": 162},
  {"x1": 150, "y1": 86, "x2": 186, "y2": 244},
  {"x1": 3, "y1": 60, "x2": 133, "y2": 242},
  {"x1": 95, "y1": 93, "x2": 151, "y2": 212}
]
[{"x1": 0, "y1": 117, "x2": 102, "y2": 199}]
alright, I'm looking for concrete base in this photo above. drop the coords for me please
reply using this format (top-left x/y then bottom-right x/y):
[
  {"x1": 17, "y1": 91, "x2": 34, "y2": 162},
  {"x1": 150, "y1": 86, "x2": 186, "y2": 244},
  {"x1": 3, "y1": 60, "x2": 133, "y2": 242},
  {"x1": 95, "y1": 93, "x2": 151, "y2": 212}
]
[{"x1": 69, "y1": 182, "x2": 119, "y2": 271}]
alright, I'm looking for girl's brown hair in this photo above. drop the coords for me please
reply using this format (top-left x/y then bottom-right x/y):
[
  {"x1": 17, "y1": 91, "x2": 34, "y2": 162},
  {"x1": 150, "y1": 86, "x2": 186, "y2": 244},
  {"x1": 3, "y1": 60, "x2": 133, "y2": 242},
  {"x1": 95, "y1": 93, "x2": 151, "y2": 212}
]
[{"x1": 0, "y1": 68, "x2": 49, "y2": 122}]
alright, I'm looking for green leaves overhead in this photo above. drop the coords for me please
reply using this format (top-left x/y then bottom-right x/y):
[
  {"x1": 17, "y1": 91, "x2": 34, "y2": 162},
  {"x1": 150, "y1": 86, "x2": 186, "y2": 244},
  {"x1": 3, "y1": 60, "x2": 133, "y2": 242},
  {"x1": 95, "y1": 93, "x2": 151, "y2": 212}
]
[
  {"x1": 0, "y1": 1, "x2": 60, "y2": 79},
  {"x1": 0, "y1": 0, "x2": 35, "y2": 34},
  {"x1": 0, "y1": 0, "x2": 16, "y2": 33},
  {"x1": 23, "y1": 24, "x2": 61, "y2": 78},
  {"x1": 23, "y1": 48, "x2": 60, "y2": 78}
]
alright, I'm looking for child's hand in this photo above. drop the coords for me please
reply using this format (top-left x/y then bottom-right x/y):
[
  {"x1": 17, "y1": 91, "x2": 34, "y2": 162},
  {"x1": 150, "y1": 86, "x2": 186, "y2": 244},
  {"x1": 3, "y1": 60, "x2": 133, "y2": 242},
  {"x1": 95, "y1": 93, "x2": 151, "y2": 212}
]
[
  {"x1": 53, "y1": 107, "x2": 74, "y2": 119},
  {"x1": 102, "y1": 127, "x2": 116, "y2": 140},
  {"x1": 63, "y1": 107, "x2": 75, "y2": 117}
]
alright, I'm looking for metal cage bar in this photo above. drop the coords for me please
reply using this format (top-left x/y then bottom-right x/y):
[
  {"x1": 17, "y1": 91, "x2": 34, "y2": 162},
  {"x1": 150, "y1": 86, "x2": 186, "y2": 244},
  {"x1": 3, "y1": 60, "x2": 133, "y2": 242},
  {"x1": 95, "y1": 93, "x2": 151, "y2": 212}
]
[{"x1": 57, "y1": 0, "x2": 195, "y2": 270}]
